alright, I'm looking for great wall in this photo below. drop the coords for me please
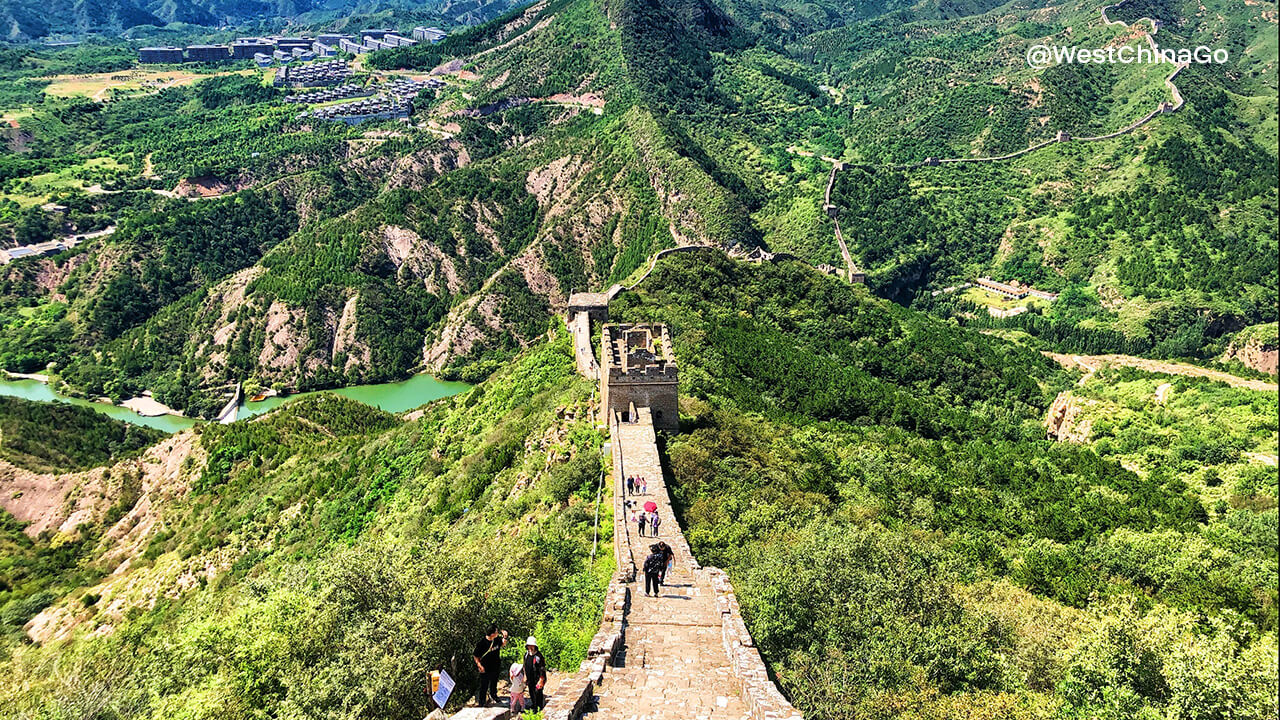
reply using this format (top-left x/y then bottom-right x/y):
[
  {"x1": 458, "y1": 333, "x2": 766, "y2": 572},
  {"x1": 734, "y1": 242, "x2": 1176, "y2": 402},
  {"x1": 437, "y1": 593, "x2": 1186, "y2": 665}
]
[
  {"x1": 451, "y1": 292, "x2": 805, "y2": 720},
  {"x1": 904, "y1": 1, "x2": 1185, "y2": 168},
  {"x1": 548, "y1": 312, "x2": 804, "y2": 720},
  {"x1": 802, "y1": 0, "x2": 1185, "y2": 289},
  {"x1": 804, "y1": 1, "x2": 1186, "y2": 179},
  {"x1": 439, "y1": 4, "x2": 1202, "y2": 717}
]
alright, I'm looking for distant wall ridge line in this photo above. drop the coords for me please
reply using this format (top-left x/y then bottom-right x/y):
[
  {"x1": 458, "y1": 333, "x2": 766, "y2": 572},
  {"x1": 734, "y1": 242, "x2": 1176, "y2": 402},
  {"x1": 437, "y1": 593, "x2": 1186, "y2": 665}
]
[{"x1": 800, "y1": 1, "x2": 1185, "y2": 179}]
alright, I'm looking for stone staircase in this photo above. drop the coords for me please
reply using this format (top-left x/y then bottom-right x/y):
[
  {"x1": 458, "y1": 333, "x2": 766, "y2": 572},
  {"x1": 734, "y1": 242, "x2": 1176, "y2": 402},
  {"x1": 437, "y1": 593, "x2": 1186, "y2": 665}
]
[
  {"x1": 537, "y1": 404, "x2": 801, "y2": 720},
  {"x1": 455, "y1": 318, "x2": 802, "y2": 720},
  {"x1": 582, "y1": 409, "x2": 751, "y2": 719}
]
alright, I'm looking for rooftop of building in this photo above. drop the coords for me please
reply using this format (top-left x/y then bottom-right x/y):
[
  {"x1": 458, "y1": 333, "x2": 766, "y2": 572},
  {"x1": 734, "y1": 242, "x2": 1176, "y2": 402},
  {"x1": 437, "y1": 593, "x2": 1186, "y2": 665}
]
[{"x1": 568, "y1": 292, "x2": 610, "y2": 309}]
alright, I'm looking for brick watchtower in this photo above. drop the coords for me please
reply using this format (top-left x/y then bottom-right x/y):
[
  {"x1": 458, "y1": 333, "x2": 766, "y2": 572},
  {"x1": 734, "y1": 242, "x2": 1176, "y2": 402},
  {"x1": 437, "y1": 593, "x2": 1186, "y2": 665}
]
[{"x1": 601, "y1": 324, "x2": 678, "y2": 431}]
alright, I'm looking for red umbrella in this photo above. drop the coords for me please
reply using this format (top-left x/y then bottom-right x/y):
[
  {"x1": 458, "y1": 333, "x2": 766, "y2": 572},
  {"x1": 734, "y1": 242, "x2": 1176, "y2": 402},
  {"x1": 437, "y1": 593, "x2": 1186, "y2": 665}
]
[{"x1": 643, "y1": 501, "x2": 657, "y2": 512}]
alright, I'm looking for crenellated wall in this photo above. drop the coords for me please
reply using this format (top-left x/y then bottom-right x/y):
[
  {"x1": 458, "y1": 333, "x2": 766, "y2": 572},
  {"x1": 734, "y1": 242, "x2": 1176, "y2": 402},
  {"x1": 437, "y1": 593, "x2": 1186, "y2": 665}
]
[
  {"x1": 538, "y1": 412, "x2": 634, "y2": 720},
  {"x1": 512, "y1": 317, "x2": 802, "y2": 720},
  {"x1": 543, "y1": 405, "x2": 803, "y2": 720}
]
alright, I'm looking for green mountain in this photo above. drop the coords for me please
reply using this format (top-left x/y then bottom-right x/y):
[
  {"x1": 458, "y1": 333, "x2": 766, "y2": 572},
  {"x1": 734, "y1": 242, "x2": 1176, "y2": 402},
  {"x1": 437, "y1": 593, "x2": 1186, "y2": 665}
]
[
  {"x1": 1, "y1": 0, "x2": 1273, "y2": 417},
  {"x1": 1, "y1": 254, "x2": 1274, "y2": 719},
  {"x1": 0, "y1": 0, "x2": 163, "y2": 40},
  {"x1": 0, "y1": 0, "x2": 529, "y2": 39},
  {"x1": 1, "y1": 332, "x2": 610, "y2": 714},
  {"x1": 615, "y1": 251, "x2": 1277, "y2": 720},
  {"x1": 0, "y1": 395, "x2": 164, "y2": 472}
]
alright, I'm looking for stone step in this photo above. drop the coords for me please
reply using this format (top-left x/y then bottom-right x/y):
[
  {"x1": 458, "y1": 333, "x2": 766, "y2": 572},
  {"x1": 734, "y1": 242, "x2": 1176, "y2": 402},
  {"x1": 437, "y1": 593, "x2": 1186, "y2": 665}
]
[{"x1": 447, "y1": 707, "x2": 511, "y2": 720}]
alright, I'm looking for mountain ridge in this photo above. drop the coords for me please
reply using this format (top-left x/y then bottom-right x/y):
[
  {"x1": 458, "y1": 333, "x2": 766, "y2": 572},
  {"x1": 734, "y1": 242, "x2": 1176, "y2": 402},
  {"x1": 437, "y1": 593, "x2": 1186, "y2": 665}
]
[{"x1": 0, "y1": 0, "x2": 1274, "y2": 418}]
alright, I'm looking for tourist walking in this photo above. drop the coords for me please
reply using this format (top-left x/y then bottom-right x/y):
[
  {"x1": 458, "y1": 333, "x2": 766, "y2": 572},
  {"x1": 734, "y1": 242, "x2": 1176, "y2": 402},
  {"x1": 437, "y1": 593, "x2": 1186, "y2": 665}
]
[
  {"x1": 627, "y1": 476, "x2": 635, "y2": 495},
  {"x1": 508, "y1": 662, "x2": 526, "y2": 713},
  {"x1": 638, "y1": 511, "x2": 648, "y2": 537},
  {"x1": 657, "y1": 541, "x2": 675, "y2": 584},
  {"x1": 644, "y1": 545, "x2": 666, "y2": 597},
  {"x1": 641, "y1": 477, "x2": 648, "y2": 494},
  {"x1": 472, "y1": 625, "x2": 508, "y2": 707},
  {"x1": 523, "y1": 636, "x2": 548, "y2": 710},
  {"x1": 650, "y1": 510, "x2": 661, "y2": 537}
]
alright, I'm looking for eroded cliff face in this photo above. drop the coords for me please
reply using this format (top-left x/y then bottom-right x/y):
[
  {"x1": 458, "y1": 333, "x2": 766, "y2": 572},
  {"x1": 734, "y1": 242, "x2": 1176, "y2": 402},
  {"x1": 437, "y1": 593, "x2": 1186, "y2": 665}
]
[
  {"x1": 0, "y1": 430, "x2": 205, "y2": 643},
  {"x1": 0, "y1": 431, "x2": 200, "y2": 542},
  {"x1": 1221, "y1": 337, "x2": 1279, "y2": 376}
]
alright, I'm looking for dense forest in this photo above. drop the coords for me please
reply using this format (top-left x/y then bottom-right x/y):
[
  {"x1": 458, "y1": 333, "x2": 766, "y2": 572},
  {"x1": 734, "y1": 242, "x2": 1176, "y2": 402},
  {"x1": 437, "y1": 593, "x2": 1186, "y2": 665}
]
[
  {"x1": 614, "y1": 253, "x2": 1277, "y2": 720},
  {"x1": 0, "y1": 396, "x2": 164, "y2": 472}
]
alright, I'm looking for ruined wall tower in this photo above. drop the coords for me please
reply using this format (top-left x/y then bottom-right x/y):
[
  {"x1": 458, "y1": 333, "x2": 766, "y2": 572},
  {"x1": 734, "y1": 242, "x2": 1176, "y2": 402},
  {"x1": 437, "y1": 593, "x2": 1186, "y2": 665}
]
[{"x1": 601, "y1": 324, "x2": 679, "y2": 431}]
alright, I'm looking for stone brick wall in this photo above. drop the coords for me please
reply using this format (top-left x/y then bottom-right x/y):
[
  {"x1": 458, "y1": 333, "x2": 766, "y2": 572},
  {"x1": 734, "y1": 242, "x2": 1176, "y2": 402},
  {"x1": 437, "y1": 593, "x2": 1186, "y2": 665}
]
[
  {"x1": 470, "y1": 354, "x2": 802, "y2": 720},
  {"x1": 538, "y1": 425, "x2": 634, "y2": 720},
  {"x1": 616, "y1": 412, "x2": 802, "y2": 720},
  {"x1": 601, "y1": 382, "x2": 678, "y2": 432},
  {"x1": 707, "y1": 568, "x2": 804, "y2": 720}
]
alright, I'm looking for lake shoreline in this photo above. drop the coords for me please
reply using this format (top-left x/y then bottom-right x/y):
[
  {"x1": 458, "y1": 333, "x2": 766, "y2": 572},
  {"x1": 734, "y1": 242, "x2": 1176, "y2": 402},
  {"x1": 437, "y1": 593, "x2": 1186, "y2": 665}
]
[{"x1": 0, "y1": 372, "x2": 471, "y2": 431}]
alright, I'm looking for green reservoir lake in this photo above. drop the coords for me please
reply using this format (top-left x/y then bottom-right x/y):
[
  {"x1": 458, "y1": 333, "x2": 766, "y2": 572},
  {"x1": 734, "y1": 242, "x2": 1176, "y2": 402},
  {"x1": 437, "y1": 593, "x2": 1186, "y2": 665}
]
[
  {"x1": 0, "y1": 374, "x2": 471, "y2": 432},
  {"x1": 237, "y1": 374, "x2": 472, "y2": 420},
  {"x1": 0, "y1": 377, "x2": 197, "y2": 433}
]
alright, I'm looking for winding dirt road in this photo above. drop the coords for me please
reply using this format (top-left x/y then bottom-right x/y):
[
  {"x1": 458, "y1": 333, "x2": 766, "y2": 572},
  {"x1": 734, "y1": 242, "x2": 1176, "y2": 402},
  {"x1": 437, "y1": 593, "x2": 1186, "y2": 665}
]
[{"x1": 1045, "y1": 352, "x2": 1278, "y2": 392}]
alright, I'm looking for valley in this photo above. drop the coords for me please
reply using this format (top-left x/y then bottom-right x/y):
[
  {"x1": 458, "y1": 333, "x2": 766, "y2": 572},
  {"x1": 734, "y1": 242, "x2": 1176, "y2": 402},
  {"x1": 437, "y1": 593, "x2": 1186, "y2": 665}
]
[{"x1": 0, "y1": 0, "x2": 1275, "y2": 718}]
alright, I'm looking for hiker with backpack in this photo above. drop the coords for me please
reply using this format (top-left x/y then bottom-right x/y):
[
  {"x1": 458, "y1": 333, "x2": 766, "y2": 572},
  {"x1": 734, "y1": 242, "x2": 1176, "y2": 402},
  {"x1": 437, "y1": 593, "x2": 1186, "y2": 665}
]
[
  {"x1": 657, "y1": 541, "x2": 675, "y2": 584},
  {"x1": 644, "y1": 545, "x2": 665, "y2": 597}
]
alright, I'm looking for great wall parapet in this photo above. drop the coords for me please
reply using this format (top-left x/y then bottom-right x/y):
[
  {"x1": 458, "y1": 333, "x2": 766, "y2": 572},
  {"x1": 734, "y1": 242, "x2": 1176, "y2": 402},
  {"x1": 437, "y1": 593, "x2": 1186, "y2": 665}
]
[
  {"x1": 605, "y1": 365, "x2": 678, "y2": 381},
  {"x1": 473, "y1": 325, "x2": 802, "y2": 720},
  {"x1": 708, "y1": 568, "x2": 804, "y2": 720}
]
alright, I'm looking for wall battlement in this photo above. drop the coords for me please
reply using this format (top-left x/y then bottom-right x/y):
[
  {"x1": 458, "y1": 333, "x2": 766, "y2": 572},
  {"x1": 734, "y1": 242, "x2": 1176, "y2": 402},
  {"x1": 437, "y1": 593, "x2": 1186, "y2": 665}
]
[
  {"x1": 604, "y1": 365, "x2": 678, "y2": 381},
  {"x1": 600, "y1": 324, "x2": 678, "y2": 431},
  {"x1": 536, "y1": 408, "x2": 804, "y2": 720}
]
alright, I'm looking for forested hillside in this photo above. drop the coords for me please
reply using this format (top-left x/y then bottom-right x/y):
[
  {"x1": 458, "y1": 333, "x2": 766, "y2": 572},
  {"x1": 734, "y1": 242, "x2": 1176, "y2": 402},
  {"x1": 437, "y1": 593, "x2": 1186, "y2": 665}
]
[
  {"x1": 0, "y1": 396, "x2": 164, "y2": 472},
  {"x1": 0, "y1": 0, "x2": 1274, "y2": 414},
  {"x1": 0, "y1": 241, "x2": 1274, "y2": 718},
  {"x1": 614, "y1": 253, "x2": 1278, "y2": 720},
  {"x1": 0, "y1": 330, "x2": 612, "y2": 716}
]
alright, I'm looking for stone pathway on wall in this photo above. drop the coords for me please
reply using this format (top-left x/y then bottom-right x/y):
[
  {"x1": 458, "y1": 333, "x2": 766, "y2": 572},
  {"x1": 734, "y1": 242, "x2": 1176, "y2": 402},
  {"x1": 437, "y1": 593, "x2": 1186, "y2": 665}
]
[
  {"x1": 582, "y1": 410, "x2": 751, "y2": 719},
  {"x1": 586, "y1": 567, "x2": 751, "y2": 719}
]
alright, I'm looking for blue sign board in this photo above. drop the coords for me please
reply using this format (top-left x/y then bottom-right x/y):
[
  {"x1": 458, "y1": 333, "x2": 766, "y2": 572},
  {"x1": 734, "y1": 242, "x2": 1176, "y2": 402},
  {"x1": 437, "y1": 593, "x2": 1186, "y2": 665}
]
[{"x1": 432, "y1": 669, "x2": 455, "y2": 709}]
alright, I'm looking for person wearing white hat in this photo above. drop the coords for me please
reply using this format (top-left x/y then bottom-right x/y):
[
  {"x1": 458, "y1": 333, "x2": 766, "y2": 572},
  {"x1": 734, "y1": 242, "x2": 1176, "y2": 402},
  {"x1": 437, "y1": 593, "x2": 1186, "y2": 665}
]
[{"x1": 522, "y1": 636, "x2": 547, "y2": 710}]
